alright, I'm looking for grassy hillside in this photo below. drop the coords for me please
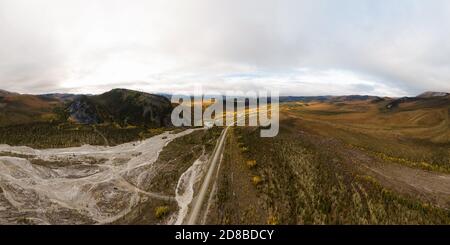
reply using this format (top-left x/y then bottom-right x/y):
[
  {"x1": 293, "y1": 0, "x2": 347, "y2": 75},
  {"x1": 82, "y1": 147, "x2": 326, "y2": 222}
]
[
  {"x1": 0, "y1": 93, "x2": 62, "y2": 126},
  {"x1": 282, "y1": 96, "x2": 450, "y2": 172}
]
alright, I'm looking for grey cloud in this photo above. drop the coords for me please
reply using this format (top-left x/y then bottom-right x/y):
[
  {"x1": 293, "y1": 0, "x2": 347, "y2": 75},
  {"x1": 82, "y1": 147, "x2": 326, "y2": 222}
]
[{"x1": 0, "y1": 0, "x2": 449, "y2": 95}]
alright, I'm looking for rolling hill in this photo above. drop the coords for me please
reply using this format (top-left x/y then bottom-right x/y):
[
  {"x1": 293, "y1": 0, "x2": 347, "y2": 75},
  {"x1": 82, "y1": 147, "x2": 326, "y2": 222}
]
[
  {"x1": 0, "y1": 90, "x2": 62, "y2": 126},
  {"x1": 0, "y1": 88, "x2": 173, "y2": 127},
  {"x1": 417, "y1": 91, "x2": 450, "y2": 98},
  {"x1": 67, "y1": 89, "x2": 172, "y2": 127}
]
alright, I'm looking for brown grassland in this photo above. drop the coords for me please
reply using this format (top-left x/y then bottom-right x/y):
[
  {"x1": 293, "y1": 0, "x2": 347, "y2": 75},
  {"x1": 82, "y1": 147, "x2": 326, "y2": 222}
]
[{"x1": 207, "y1": 98, "x2": 450, "y2": 224}]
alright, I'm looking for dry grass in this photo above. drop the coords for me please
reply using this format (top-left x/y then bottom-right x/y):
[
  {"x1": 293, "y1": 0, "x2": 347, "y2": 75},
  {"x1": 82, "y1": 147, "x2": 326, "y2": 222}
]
[
  {"x1": 281, "y1": 99, "x2": 450, "y2": 173},
  {"x1": 210, "y1": 125, "x2": 450, "y2": 224}
]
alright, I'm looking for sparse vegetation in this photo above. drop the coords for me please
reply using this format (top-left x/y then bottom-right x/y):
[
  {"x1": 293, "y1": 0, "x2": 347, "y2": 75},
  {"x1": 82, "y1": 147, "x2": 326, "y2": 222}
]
[
  {"x1": 209, "y1": 124, "x2": 450, "y2": 224},
  {"x1": 283, "y1": 100, "x2": 450, "y2": 173},
  {"x1": 207, "y1": 127, "x2": 266, "y2": 224},
  {"x1": 113, "y1": 127, "x2": 222, "y2": 224},
  {"x1": 134, "y1": 127, "x2": 222, "y2": 196}
]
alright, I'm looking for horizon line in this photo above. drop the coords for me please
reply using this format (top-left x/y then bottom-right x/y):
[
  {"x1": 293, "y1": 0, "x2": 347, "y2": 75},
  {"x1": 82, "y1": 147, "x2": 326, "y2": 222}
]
[{"x1": 1, "y1": 87, "x2": 448, "y2": 98}]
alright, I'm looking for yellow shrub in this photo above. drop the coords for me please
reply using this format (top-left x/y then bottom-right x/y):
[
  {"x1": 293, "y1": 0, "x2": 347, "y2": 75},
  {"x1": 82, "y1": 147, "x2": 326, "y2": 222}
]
[
  {"x1": 246, "y1": 160, "x2": 257, "y2": 168},
  {"x1": 240, "y1": 147, "x2": 249, "y2": 153},
  {"x1": 252, "y1": 176, "x2": 262, "y2": 186},
  {"x1": 267, "y1": 215, "x2": 279, "y2": 225},
  {"x1": 155, "y1": 206, "x2": 170, "y2": 219}
]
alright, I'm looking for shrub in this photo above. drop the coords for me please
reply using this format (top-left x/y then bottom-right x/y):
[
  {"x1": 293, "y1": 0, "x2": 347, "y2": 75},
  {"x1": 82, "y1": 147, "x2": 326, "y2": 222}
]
[
  {"x1": 246, "y1": 160, "x2": 257, "y2": 168},
  {"x1": 252, "y1": 176, "x2": 262, "y2": 186},
  {"x1": 267, "y1": 215, "x2": 279, "y2": 225},
  {"x1": 155, "y1": 206, "x2": 170, "y2": 219}
]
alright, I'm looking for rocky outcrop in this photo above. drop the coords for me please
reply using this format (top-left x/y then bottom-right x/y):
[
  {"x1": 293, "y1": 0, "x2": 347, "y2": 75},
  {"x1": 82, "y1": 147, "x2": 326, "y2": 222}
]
[{"x1": 67, "y1": 96, "x2": 101, "y2": 124}]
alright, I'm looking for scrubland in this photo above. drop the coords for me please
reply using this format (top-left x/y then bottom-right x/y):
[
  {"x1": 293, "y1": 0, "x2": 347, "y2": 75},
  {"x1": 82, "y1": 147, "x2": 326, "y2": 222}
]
[{"x1": 208, "y1": 98, "x2": 450, "y2": 224}]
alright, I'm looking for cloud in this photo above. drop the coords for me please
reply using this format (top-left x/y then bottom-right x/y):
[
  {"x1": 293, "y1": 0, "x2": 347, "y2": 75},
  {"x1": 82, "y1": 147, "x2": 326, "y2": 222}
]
[{"x1": 0, "y1": 0, "x2": 449, "y2": 95}]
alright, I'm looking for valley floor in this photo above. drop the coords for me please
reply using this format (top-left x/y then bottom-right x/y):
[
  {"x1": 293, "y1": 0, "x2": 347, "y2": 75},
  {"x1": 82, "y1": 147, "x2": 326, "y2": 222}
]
[
  {"x1": 0, "y1": 128, "x2": 221, "y2": 224},
  {"x1": 0, "y1": 99, "x2": 449, "y2": 224}
]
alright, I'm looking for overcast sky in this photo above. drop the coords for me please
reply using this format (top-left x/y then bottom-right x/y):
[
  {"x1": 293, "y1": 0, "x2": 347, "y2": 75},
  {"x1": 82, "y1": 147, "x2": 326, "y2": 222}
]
[{"x1": 1, "y1": 0, "x2": 449, "y2": 96}]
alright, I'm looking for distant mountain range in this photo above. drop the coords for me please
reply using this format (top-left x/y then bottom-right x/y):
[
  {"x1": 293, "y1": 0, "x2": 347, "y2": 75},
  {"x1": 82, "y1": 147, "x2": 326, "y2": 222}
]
[
  {"x1": 279, "y1": 92, "x2": 449, "y2": 110},
  {"x1": 0, "y1": 89, "x2": 448, "y2": 127},
  {"x1": 278, "y1": 95, "x2": 384, "y2": 103},
  {"x1": 38, "y1": 93, "x2": 80, "y2": 102},
  {"x1": 384, "y1": 92, "x2": 450, "y2": 110},
  {"x1": 0, "y1": 89, "x2": 19, "y2": 96},
  {"x1": 417, "y1": 91, "x2": 450, "y2": 98}
]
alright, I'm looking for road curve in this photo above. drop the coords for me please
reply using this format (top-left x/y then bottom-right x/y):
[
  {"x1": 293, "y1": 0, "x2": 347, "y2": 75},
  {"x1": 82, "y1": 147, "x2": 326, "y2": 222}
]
[{"x1": 186, "y1": 127, "x2": 229, "y2": 225}]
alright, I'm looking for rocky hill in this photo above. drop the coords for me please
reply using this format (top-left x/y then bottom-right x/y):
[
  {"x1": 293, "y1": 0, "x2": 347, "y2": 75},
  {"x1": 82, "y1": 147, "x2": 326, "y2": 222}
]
[
  {"x1": 0, "y1": 88, "x2": 173, "y2": 127},
  {"x1": 67, "y1": 89, "x2": 172, "y2": 127}
]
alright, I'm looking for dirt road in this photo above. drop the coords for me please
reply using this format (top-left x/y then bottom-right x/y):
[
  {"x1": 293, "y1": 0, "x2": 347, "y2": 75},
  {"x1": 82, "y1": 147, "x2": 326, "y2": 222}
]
[{"x1": 186, "y1": 127, "x2": 229, "y2": 225}]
